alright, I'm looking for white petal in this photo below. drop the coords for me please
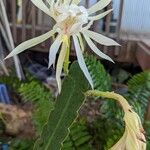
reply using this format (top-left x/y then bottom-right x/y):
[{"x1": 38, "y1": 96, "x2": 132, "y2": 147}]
[
  {"x1": 77, "y1": 33, "x2": 84, "y2": 52},
  {"x1": 124, "y1": 111, "x2": 145, "y2": 143},
  {"x1": 71, "y1": 0, "x2": 80, "y2": 5},
  {"x1": 125, "y1": 127, "x2": 140, "y2": 150},
  {"x1": 109, "y1": 131, "x2": 127, "y2": 150},
  {"x1": 63, "y1": 0, "x2": 71, "y2": 4},
  {"x1": 73, "y1": 35, "x2": 93, "y2": 89},
  {"x1": 56, "y1": 42, "x2": 67, "y2": 93},
  {"x1": 81, "y1": 21, "x2": 93, "y2": 31},
  {"x1": 83, "y1": 34, "x2": 114, "y2": 62},
  {"x1": 88, "y1": 9, "x2": 112, "y2": 21},
  {"x1": 88, "y1": 0, "x2": 112, "y2": 14},
  {"x1": 70, "y1": 22, "x2": 82, "y2": 34},
  {"x1": 48, "y1": 35, "x2": 62, "y2": 68},
  {"x1": 46, "y1": 0, "x2": 54, "y2": 7},
  {"x1": 83, "y1": 30, "x2": 120, "y2": 46},
  {"x1": 31, "y1": 0, "x2": 50, "y2": 16},
  {"x1": 5, "y1": 30, "x2": 56, "y2": 59},
  {"x1": 57, "y1": 13, "x2": 69, "y2": 23}
]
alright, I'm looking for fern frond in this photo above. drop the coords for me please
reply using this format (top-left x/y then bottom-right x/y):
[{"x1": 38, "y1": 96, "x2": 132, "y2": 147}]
[
  {"x1": 19, "y1": 81, "x2": 52, "y2": 102},
  {"x1": 62, "y1": 121, "x2": 92, "y2": 150},
  {"x1": 126, "y1": 71, "x2": 150, "y2": 119},
  {"x1": 85, "y1": 55, "x2": 111, "y2": 91},
  {"x1": 18, "y1": 80, "x2": 54, "y2": 133}
]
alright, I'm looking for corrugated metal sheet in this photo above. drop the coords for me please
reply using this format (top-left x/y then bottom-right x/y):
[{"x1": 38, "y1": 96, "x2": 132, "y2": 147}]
[{"x1": 121, "y1": 0, "x2": 150, "y2": 34}]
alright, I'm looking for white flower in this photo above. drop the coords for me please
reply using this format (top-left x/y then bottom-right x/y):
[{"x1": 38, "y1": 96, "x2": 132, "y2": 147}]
[{"x1": 5, "y1": 0, "x2": 119, "y2": 92}]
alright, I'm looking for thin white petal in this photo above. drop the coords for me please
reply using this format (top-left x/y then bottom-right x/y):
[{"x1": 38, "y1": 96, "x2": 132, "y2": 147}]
[
  {"x1": 77, "y1": 33, "x2": 84, "y2": 52},
  {"x1": 81, "y1": 21, "x2": 93, "y2": 31},
  {"x1": 88, "y1": 9, "x2": 112, "y2": 21},
  {"x1": 56, "y1": 42, "x2": 67, "y2": 93},
  {"x1": 73, "y1": 35, "x2": 93, "y2": 89},
  {"x1": 88, "y1": 0, "x2": 111, "y2": 14},
  {"x1": 71, "y1": 0, "x2": 80, "y2": 5},
  {"x1": 83, "y1": 30, "x2": 120, "y2": 46},
  {"x1": 46, "y1": 0, "x2": 54, "y2": 7},
  {"x1": 5, "y1": 30, "x2": 56, "y2": 59},
  {"x1": 48, "y1": 35, "x2": 62, "y2": 68},
  {"x1": 125, "y1": 127, "x2": 140, "y2": 150},
  {"x1": 31, "y1": 0, "x2": 50, "y2": 16},
  {"x1": 70, "y1": 22, "x2": 82, "y2": 34},
  {"x1": 83, "y1": 34, "x2": 114, "y2": 62}
]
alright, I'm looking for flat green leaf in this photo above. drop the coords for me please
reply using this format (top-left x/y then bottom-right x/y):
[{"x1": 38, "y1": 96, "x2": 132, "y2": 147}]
[{"x1": 34, "y1": 62, "x2": 90, "y2": 150}]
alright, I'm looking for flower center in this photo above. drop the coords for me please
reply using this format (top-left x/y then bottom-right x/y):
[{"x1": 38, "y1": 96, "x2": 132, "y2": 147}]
[{"x1": 52, "y1": 4, "x2": 88, "y2": 35}]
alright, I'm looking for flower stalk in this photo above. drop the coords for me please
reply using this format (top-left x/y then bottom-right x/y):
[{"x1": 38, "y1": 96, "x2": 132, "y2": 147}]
[{"x1": 86, "y1": 90, "x2": 146, "y2": 150}]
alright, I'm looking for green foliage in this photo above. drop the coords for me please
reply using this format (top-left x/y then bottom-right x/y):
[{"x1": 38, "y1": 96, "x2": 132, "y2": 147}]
[
  {"x1": 62, "y1": 119, "x2": 92, "y2": 150},
  {"x1": 19, "y1": 80, "x2": 51, "y2": 103},
  {"x1": 89, "y1": 117, "x2": 123, "y2": 150},
  {"x1": 19, "y1": 80, "x2": 54, "y2": 134},
  {"x1": 144, "y1": 121, "x2": 150, "y2": 150},
  {"x1": 0, "y1": 74, "x2": 22, "y2": 90},
  {"x1": 126, "y1": 71, "x2": 150, "y2": 119},
  {"x1": 85, "y1": 55, "x2": 111, "y2": 91},
  {"x1": 10, "y1": 139, "x2": 34, "y2": 150},
  {"x1": 100, "y1": 71, "x2": 150, "y2": 121},
  {"x1": 34, "y1": 62, "x2": 90, "y2": 150},
  {"x1": 0, "y1": 73, "x2": 54, "y2": 149}
]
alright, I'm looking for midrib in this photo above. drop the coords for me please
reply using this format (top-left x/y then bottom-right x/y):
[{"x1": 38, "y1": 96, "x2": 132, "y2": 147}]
[{"x1": 45, "y1": 79, "x2": 76, "y2": 150}]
